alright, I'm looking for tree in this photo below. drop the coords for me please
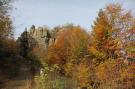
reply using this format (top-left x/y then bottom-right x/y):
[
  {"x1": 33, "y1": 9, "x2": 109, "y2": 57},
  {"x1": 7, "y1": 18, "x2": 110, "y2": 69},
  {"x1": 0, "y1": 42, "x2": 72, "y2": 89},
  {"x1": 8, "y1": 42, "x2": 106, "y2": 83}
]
[
  {"x1": 18, "y1": 28, "x2": 37, "y2": 57},
  {"x1": 76, "y1": 60, "x2": 90, "y2": 88},
  {"x1": 89, "y1": 9, "x2": 122, "y2": 65},
  {"x1": 47, "y1": 25, "x2": 89, "y2": 76},
  {"x1": 48, "y1": 25, "x2": 89, "y2": 64},
  {"x1": 89, "y1": 4, "x2": 135, "y2": 64},
  {"x1": 95, "y1": 59, "x2": 135, "y2": 89},
  {"x1": 0, "y1": 0, "x2": 19, "y2": 77},
  {"x1": 88, "y1": 4, "x2": 135, "y2": 88},
  {"x1": 0, "y1": 0, "x2": 13, "y2": 38},
  {"x1": 104, "y1": 3, "x2": 135, "y2": 60}
]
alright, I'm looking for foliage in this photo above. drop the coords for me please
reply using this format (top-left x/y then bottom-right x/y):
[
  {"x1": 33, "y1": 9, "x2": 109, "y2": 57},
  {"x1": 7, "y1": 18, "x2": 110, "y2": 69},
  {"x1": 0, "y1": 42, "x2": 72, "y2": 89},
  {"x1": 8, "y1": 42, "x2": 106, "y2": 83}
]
[
  {"x1": 1, "y1": 2, "x2": 135, "y2": 89},
  {"x1": 89, "y1": 8, "x2": 122, "y2": 65},
  {"x1": 0, "y1": 0, "x2": 20, "y2": 78},
  {"x1": 48, "y1": 25, "x2": 88, "y2": 63},
  {"x1": 0, "y1": 0, "x2": 13, "y2": 38},
  {"x1": 39, "y1": 4, "x2": 135, "y2": 89},
  {"x1": 95, "y1": 59, "x2": 135, "y2": 89},
  {"x1": 0, "y1": 38, "x2": 20, "y2": 78},
  {"x1": 75, "y1": 60, "x2": 91, "y2": 88},
  {"x1": 47, "y1": 25, "x2": 89, "y2": 77},
  {"x1": 34, "y1": 63, "x2": 64, "y2": 89}
]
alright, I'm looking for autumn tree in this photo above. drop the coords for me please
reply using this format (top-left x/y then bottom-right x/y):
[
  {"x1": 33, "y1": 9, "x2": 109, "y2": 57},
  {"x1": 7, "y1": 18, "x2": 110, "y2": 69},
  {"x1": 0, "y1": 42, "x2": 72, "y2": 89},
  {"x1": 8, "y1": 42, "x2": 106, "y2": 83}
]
[
  {"x1": 89, "y1": 9, "x2": 121, "y2": 65},
  {"x1": 89, "y1": 4, "x2": 135, "y2": 65},
  {"x1": 0, "y1": 0, "x2": 13, "y2": 38},
  {"x1": 47, "y1": 25, "x2": 89, "y2": 76},
  {"x1": 0, "y1": 0, "x2": 15, "y2": 59},
  {"x1": 75, "y1": 60, "x2": 90, "y2": 88},
  {"x1": 88, "y1": 4, "x2": 135, "y2": 89},
  {"x1": 0, "y1": 0, "x2": 21, "y2": 77},
  {"x1": 95, "y1": 59, "x2": 135, "y2": 89},
  {"x1": 104, "y1": 4, "x2": 135, "y2": 60}
]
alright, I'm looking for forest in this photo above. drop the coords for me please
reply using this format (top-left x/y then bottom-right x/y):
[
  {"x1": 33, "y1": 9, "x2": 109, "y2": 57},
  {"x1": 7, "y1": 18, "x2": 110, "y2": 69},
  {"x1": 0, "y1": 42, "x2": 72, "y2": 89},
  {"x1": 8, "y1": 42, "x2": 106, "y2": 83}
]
[{"x1": 0, "y1": 0, "x2": 135, "y2": 89}]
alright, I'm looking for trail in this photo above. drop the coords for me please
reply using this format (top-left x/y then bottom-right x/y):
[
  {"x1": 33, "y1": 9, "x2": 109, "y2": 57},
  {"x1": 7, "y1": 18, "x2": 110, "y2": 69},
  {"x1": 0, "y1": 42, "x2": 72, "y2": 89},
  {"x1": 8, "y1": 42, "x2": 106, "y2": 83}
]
[{"x1": 3, "y1": 67, "x2": 33, "y2": 89}]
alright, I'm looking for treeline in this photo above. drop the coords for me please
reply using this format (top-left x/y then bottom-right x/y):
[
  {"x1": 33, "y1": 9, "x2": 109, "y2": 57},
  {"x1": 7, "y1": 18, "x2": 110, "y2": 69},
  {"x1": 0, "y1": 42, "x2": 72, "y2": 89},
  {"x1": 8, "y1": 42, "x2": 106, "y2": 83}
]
[
  {"x1": 0, "y1": 0, "x2": 19, "y2": 78},
  {"x1": 0, "y1": 0, "x2": 41, "y2": 80},
  {"x1": 24, "y1": 4, "x2": 134, "y2": 89},
  {"x1": 0, "y1": 1, "x2": 135, "y2": 89}
]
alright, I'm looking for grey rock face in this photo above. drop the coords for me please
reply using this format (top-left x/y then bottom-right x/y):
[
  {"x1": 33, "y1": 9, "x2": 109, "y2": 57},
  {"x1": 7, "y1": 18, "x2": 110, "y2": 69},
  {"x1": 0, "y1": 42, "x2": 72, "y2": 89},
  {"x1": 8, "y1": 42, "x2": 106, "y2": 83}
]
[
  {"x1": 18, "y1": 25, "x2": 58, "y2": 55},
  {"x1": 28, "y1": 25, "x2": 59, "y2": 49}
]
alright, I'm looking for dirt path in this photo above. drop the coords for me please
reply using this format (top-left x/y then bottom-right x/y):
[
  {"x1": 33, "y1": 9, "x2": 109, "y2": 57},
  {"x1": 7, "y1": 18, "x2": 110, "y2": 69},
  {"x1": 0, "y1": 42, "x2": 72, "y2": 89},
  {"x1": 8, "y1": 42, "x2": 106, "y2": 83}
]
[
  {"x1": 3, "y1": 67, "x2": 33, "y2": 89},
  {"x1": 4, "y1": 79, "x2": 30, "y2": 89}
]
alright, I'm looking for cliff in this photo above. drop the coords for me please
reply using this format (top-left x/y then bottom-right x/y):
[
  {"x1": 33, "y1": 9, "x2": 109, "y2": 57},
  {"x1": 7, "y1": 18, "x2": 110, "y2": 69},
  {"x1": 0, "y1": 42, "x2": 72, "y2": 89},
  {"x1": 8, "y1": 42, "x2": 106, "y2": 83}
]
[{"x1": 17, "y1": 25, "x2": 60, "y2": 57}]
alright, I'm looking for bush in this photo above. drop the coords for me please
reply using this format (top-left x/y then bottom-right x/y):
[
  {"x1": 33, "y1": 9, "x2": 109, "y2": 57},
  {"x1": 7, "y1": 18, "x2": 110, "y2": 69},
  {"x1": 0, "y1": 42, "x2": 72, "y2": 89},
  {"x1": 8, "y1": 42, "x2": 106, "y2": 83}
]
[{"x1": 34, "y1": 63, "x2": 78, "y2": 89}]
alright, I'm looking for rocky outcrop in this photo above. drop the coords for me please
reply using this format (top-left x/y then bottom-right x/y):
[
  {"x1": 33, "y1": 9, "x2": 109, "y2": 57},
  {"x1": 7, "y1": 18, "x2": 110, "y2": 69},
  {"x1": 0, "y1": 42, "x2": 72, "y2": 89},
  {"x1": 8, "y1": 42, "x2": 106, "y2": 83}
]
[
  {"x1": 18, "y1": 24, "x2": 75, "y2": 53},
  {"x1": 28, "y1": 25, "x2": 59, "y2": 49}
]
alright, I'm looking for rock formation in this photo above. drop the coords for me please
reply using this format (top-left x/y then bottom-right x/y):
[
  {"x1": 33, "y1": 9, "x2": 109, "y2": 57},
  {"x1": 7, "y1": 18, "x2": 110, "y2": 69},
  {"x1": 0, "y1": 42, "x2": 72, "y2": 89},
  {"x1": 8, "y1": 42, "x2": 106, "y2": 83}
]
[
  {"x1": 18, "y1": 25, "x2": 59, "y2": 52},
  {"x1": 29, "y1": 25, "x2": 59, "y2": 47}
]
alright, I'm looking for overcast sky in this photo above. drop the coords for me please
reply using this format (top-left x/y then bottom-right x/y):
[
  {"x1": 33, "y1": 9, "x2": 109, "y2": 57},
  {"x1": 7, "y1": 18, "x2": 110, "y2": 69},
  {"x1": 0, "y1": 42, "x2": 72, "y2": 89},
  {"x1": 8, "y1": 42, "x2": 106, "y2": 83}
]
[{"x1": 10, "y1": 0, "x2": 135, "y2": 38}]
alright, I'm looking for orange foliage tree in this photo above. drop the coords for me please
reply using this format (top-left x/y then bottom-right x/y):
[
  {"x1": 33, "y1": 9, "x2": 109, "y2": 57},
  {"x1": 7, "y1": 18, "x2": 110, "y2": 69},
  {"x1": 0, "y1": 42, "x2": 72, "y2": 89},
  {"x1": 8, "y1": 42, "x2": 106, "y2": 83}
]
[
  {"x1": 47, "y1": 25, "x2": 89, "y2": 76},
  {"x1": 89, "y1": 9, "x2": 122, "y2": 65}
]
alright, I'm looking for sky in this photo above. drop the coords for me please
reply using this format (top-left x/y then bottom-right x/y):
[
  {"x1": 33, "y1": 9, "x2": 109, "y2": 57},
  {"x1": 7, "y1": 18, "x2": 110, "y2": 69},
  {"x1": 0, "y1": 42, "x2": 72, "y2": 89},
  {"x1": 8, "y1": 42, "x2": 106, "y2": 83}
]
[{"x1": 10, "y1": 0, "x2": 135, "y2": 38}]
